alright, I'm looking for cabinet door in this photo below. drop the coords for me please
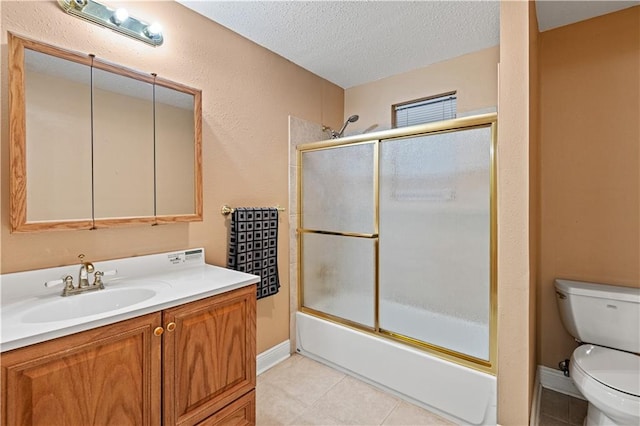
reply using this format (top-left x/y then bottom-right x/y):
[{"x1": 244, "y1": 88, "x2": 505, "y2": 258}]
[
  {"x1": 163, "y1": 286, "x2": 256, "y2": 426},
  {"x1": 1, "y1": 313, "x2": 162, "y2": 426}
]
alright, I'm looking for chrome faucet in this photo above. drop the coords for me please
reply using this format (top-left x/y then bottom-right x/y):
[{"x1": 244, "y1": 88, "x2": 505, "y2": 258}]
[
  {"x1": 44, "y1": 254, "x2": 115, "y2": 297},
  {"x1": 78, "y1": 254, "x2": 95, "y2": 289}
]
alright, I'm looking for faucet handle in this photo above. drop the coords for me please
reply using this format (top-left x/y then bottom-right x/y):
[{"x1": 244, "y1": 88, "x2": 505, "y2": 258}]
[
  {"x1": 44, "y1": 278, "x2": 64, "y2": 288},
  {"x1": 45, "y1": 275, "x2": 72, "y2": 288},
  {"x1": 93, "y1": 271, "x2": 104, "y2": 289},
  {"x1": 62, "y1": 275, "x2": 74, "y2": 292},
  {"x1": 45, "y1": 275, "x2": 74, "y2": 290},
  {"x1": 101, "y1": 269, "x2": 118, "y2": 277},
  {"x1": 92, "y1": 269, "x2": 118, "y2": 288}
]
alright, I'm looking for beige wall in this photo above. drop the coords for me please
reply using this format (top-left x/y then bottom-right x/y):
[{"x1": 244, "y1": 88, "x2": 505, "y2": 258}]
[
  {"x1": 529, "y1": 0, "x2": 540, "y2": 407},
  {"x1": 538, "y1": 6, "x2": 640, "y2": 368},
  {"x1": 1, "y1": 0, "x2": 344, "y2": 354},
  {"x1": 344, "y1": 46, "x2": 499, "y2": 134},
  {"x1": 497, "y1": 0, "x2": 534, "y2": 424}
]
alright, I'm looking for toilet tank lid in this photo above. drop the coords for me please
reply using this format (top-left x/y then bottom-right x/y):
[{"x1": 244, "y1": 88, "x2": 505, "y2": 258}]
[
  {"x1": 573, "y1": 344, "x2": 640, "y2": 397},
  {"x1": 555, "y1": 279, "x2": 640, "y2": 303}
]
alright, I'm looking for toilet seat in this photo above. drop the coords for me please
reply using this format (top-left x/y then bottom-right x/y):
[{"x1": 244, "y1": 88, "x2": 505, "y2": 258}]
[
  {"x1": 570, "y1": 345, "x2": 640, "y2": 425},
  {"x1": 573, "y1": 344, "x2": 640, "y2": 396}
]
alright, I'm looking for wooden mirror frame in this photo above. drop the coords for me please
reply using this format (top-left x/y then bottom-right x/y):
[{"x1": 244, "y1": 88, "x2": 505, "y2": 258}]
[{"x1": 8, "y1": 33, "x2": 203, "y2": 232}]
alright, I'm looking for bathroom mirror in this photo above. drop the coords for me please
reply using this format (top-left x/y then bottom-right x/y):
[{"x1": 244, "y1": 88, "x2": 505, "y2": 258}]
[
  {"x1": 8, "y1": 33, "x2": 202, "y2": 232},
  {"x1": 23, "y1": 48, "x2": 93, "y2": 224},
  {"x1": 92, "y1": 65, "x2": 155, "y2": 221},
  {"x1": 154, "y1": 83, "x2": 199, "y2": 218}
]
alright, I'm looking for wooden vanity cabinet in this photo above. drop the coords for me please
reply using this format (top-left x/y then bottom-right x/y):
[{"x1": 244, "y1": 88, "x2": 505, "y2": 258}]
[{"x1": 1, "y1": 285, "x2": 256, "y2": 426}]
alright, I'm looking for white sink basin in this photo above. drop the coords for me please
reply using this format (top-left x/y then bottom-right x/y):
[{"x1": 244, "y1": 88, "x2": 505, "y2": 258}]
[{"x1": 22, "y1": 286, "x2": 159, "y2": 323}]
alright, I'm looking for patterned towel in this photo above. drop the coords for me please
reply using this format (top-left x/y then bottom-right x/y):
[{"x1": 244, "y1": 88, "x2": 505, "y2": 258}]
[{"x1": 227, "y1": 207, "x2": 280, "y2": 300}]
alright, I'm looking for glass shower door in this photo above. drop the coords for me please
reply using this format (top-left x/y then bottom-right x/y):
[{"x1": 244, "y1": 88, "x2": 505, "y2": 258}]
[
  {"x1": 378, "y1": 126, "x2": 493, "y2": 361},
  {"x1": 299, "y1": 142, "x2": 377, "y2": 328}
]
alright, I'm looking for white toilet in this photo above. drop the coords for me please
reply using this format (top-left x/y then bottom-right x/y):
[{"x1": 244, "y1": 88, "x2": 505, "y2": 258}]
[{"x1": 555, "y1": 279, "x2": 640, "y2": 426}]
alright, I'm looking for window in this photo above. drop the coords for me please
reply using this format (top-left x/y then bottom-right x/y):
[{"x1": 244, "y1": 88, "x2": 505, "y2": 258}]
[{"x1": 392, "y1": 91, "x2": 457, "y2": 128}]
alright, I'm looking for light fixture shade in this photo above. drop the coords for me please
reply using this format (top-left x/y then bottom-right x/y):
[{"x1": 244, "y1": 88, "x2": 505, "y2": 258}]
[
  {"x1": 144, "y1": 22, "x2": 163, "y2": 39},
  {"x1": 111, "y1": 8, "x2": 129, "y2": 25},
  {"x1": 58, "y1": 0, "x2": 163, "y2": 46}
]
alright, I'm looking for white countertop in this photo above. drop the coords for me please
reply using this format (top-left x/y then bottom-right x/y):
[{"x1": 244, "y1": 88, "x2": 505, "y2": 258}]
[{"x1": 0, "y1": 248, "x2": 259, "y2": 352}]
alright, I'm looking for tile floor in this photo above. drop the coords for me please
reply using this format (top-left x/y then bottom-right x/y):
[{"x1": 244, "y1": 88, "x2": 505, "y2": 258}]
[
  {"x1": 257, "y1": 354, "x2": 455, "y2": 425},
  {"x1": 538, "y1": 388, "x2": 588, "y2": 426}
]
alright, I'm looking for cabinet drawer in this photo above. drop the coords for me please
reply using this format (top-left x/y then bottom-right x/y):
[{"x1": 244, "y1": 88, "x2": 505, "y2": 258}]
[{"x1": 196, "y1": 391, "x2": 255, "y2": 426}]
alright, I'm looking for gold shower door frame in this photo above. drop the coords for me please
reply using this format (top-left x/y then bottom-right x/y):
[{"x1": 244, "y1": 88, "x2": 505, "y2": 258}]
[{"x1": 297, "y1": 113, "x2": 497, "y2": 374}]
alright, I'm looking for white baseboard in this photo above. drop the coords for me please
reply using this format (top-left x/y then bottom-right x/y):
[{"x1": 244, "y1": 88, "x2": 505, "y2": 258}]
[
  {"x1": 257, "y1": 340, "x2": 291, "y2": 375},
  {"x1": 538, "y1": 365, "x2": 585, "y2": 400}
]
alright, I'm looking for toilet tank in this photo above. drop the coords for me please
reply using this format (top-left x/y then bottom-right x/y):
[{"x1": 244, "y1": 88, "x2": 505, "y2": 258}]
[{"x1": 554, "y1": 279, "x2": 640, "y2": 353}]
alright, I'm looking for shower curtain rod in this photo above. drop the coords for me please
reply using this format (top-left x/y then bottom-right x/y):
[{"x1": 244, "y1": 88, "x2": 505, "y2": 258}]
[{"x1": 220, "y1": 204, "x2": 286, "y2": 216}]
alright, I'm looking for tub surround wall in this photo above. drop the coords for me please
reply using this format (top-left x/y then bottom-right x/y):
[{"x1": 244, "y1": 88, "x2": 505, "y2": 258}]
[
  {"x1": 288, "y1": 116, "x2": 327, "y2": 352},
  {"x1": 0, "y1": 0, "x2": 344, "y2": 354},
  {"x1": 538, "y1": 6, "x2": 640, "y2": 369}
]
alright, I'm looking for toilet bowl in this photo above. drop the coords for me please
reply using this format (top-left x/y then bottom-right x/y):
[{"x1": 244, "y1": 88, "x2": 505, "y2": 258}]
[
  {"x1": 555, "y1": 279, "x2": 640, "y2": 426},
  {"x1": 570, "y1": 344, "x2": 640, "y2": 425}
]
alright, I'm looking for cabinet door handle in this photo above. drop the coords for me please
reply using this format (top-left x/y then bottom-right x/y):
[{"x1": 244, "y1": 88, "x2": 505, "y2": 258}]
[
  {"x1": 154, "y1": 327, "x2": 164, "y2": 336},
  {"x1": 166, "y1": 322, "x2": 176, "y2": 332}
]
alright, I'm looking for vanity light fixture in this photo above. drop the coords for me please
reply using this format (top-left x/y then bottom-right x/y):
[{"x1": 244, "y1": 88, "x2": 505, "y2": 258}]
[{"x1": 58, "y1": 0, "x2": 164, "y2": 47}]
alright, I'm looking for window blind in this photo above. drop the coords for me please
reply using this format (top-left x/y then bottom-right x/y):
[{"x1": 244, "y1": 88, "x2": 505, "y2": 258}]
[{"x1": 394, "y1": 94, "x2": 457, "y2": 128}]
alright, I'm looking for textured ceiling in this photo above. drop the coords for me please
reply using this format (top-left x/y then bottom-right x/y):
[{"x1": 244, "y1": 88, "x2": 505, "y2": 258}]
[
  {"x1": 178, "y1": 1, "x2": 638, "y2": 89},
  {"x1": 178, "y1": 1, "x2": 500, "y2": 89},
  {"x1": 535, "y1": 0, "x2": 639, "y2": 32}
]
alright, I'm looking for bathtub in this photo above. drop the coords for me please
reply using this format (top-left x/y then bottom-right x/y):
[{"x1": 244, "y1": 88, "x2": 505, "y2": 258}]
[
  {"x1": 296, "y1": 311, "x2": 497, "y2": 425},
  {"x1": 307, "y1": 293, "x2": 490, "y2": 360}
]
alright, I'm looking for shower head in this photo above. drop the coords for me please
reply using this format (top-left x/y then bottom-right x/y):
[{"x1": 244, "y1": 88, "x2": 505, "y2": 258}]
[{"x1": 333, "y1": 114, "x2": 360, "y2": 138}]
